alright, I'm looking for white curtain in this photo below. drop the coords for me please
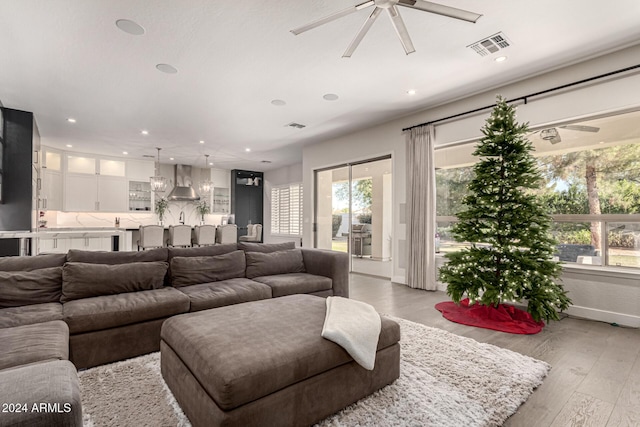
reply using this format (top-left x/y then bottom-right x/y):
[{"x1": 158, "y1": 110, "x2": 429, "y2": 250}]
[{"x1": 406, "y1": 125, "x2": 436, "y2": 290}]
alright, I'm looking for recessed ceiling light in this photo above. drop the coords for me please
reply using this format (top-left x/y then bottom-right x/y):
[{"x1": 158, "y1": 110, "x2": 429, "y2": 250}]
[
  {"x1": 65, "y1": 144, "x2": 73, "y2": 148},
  {"x1": 169, "y1": 157, "x2": 175, "y2": 160},
  {"x1": 271, "y1": 99, "x2": 286, "y2": 106},
  {"x1": 245, "y1": 148, "x2": 251, "y2": 152},
  {"x1": 599, "y1": 141, "x2": 605, "y2": 144},
  {"x1": 323, "y1": 93, "x2": 339, "y2": 101},
  {"x1": 495, "y1": 56, "x2": 507, "y2": 63},
  {"x1": 141, "y1": 130, "x2": 149, "y2": 135},
  {"x1": 67, "y1": 118, "x2": 76, "y2": 123},
  {"x1": 115, "y1": 19, "x2": 145, "y2": 36},
  {"x1": 156, "y1": 64, "x2": 178, "y2": 74},
  {"x1": 407, "y1": 89, "x2": 416, "y2": 96},
  {"x1": 122, "y1": 151, "x2": 128, "y2": 155},
  {"x1": 199, "y1": 140, "x2": 205, "y2": 144}
]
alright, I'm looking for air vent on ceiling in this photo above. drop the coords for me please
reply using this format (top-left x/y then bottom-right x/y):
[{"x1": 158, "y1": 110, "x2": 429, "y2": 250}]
[
  {"x1": 261, "y1": 160, "x2": 272, "y2": 164},
  {"x1": 468, "y1": 32, "x2": 511, "y2": 57},
  {"x1": 286, "y1": 122, "x2": 306, "y2": 129}
]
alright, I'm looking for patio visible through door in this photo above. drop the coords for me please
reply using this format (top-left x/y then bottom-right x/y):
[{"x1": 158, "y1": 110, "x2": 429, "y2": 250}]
[{"x1": 313, "y1": 156, "x2": 392, "y2": 278}]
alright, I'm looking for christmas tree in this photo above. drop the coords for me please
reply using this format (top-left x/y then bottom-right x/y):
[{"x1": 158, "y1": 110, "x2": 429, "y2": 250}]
[{"x1": 438, "y1": 96, "x2": 571, "y2": 322}]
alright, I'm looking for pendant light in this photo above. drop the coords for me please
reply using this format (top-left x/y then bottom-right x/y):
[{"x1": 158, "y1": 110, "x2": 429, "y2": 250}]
[
  {"x1": 150, "y1": 147, "x2": 167, "y2": 193},
  {"x1": 198, "y1": 154, "x2": 213, "y2": 195}
]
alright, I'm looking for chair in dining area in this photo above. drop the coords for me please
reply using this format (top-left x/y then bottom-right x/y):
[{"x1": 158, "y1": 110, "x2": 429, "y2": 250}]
[
  {"x1": 137, "y1": 225, "x2": 164, "y2": 251},
  {"x1": 215, "y1": 224, "x2": 238, "y2": 244},
  {"x1": 192, "y1": 225, "x2": 217, "y2": 247},
  {"x1": 167, "y1": 225, "x2": 192, "y2": 248},
  {"x1": 239, "y1": 224, "x2": 263, "y2": 242}
]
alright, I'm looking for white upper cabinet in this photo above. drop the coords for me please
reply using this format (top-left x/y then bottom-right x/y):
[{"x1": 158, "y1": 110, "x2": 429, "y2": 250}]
[{"x1": 126, "y1": 159, "x2": 155, "y2": 181}]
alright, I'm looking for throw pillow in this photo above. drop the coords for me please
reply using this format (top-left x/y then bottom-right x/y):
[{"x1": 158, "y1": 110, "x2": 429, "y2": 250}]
[
  {"x1": 0, "y1": 267, "x2": 63, "y2": 308},
  {"x1": 61, "y1": 261, "x2": 168, "y2": 302},
  {"x1": 245, "y1": 249, "x2": 305, "y2": 279},
  {"x1": 66, "y1": 248, "x2": 168, "y2": 265},
  {"x1": 170, "y1": 250, "x2": 246, "y2": 287},
  {"x1": 0, "y1": 254, "x2": 67, "y2": 271},
  {"x1": 238, "y1": 241, "x2": 295, "y2": 253}
]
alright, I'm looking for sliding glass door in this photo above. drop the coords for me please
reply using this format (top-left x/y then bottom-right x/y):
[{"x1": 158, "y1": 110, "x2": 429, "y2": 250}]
[{"x1": 314, "y1": 156, "x2": 392, "y2": 278}]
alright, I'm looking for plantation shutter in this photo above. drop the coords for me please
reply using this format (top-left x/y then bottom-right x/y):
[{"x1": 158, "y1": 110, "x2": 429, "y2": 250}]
[{"x1": 271, "y1": 184, "x2": 303, "y2": 235}]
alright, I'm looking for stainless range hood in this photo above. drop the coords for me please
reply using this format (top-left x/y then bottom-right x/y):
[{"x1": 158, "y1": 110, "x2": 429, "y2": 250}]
[{"x1": 166, "y1": 165, "x2": 200, "y2": 201}]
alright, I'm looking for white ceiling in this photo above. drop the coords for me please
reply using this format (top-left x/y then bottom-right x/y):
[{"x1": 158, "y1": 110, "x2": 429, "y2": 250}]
[{"x1": 1, "y1": 0, "x2": 640, "y2": 171}]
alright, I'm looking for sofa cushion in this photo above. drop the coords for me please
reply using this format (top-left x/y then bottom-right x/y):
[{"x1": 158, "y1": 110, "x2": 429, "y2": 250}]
[
  {"x1": 66, "y1": 247, "x2": 168, "y2": 264},
  {"x1": 61, "y1": 261, "x2": 169, "y2": 302},
  {"x1": 168, "y1": 243, "x2": 237, "y2": 261},
  {"x1": 0, "y1": 267, "x2": 63, "y2": 308},
  {"x1": 0, "y1": 253, "x2": 67, "y2": 271},
  {"x1": 178, "y1": 278, "x2": 272, "y2": 312},
  {"x1": 238, "y1": 241, "x2": 295, "y2": 253},
  {"x1": 252, "y1": 273, "x2": 332, "y2": 297},
  {"x1": 0, "y1": 360, "x2": 82, "y2": 427},
  {"x1": 0, "y1": 320, "x2": 69, "y2": 371},
  {"x1": 64, "y1": 287, "x2": 190, "y2": 334},
  {"x1": 0, "y1": 303, "x2": 63, "y2": 329},
  {"x1": 170, "y1": 251, "x2": 246, "y2": 287},
  {"x1": 245, "y1": 249, "x2": 305, "y2": 279}
]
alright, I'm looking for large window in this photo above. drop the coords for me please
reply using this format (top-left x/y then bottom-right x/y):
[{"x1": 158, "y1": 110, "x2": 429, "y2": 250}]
[
  {"x1": 271, "y1": 183, "x2": 303, "y2": 236},
  {"x1": 436, "y1": 109, "x2": 640, "y2": 269}
]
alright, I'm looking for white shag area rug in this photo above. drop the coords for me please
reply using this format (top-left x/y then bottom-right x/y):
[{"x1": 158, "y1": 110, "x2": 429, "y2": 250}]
[{"x1": 79, "y1": 317, "x2": 550, "y2": 427}]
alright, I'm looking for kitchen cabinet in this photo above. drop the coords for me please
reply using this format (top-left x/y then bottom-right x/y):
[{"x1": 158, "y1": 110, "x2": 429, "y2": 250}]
[
  {"x1": 40, "y1": 169, "x2": 62, "y2": 210},
  {"x1": 37, "y1": 235, "x2": 112, "y2": 254},
  {"x1": 64, "y1": 174, "x2": 127, "y2": 212},
  {"x1": 126, "y1": 159, "x2": 154, "y2": 181},
  {"x1": 211, "y1": 169, "x2": 230, "y2": 213},
  {"x1": 129, "y1": 180, "x2": 152, "y2": 211},
  {"x1": 63, "y1": 154, "x2": 127, "y2": 212}
]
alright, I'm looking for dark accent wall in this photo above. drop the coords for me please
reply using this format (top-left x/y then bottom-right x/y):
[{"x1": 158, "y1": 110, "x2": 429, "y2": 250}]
[
  {"x1": 0, "y1": 108, "x2": 34, "y2": 231},
  {"x1": 230, "y1": 170, "x2": 264, "y2": 241}
]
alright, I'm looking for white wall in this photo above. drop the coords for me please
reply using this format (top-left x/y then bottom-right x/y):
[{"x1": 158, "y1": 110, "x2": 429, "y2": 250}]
[
  {"x1": 302, "y1": 43, "x2": 640, "y2": 325},
  {"x1": 263, "y1": 163, "x2": 303, "y2": 247}
]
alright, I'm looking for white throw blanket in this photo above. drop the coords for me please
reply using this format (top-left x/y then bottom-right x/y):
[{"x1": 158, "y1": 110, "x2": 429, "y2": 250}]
[{"x1": 321, "y1": 296, "x2": 381, "y2": 370}]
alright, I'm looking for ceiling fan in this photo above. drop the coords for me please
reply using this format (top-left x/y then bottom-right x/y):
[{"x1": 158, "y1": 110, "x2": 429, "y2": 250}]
[
  {"x1": 291, "y1": 0, "x2": 482, "y2": 57},
  {"x1": 534, "y1": 125, "x2": 600, "y2": 145}
]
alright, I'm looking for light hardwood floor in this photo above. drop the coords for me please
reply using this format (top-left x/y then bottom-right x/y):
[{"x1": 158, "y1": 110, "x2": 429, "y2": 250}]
[{"x1": 349, "y1": 274, "x2": 640, "y2": 427}]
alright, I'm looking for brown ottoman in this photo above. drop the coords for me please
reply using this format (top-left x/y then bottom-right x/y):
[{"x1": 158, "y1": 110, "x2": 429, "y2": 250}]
[{"x1": 161, "y1": 294, "x2": 400, "y2": 427}]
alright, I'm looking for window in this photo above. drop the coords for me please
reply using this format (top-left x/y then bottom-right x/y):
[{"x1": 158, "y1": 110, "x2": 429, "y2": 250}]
[
  {"x1": 436, "y1": 109, "x2": 640, "y2": 269},
  {"x1": 271, "y1": 183, "x2": 303, "y2": 235}
]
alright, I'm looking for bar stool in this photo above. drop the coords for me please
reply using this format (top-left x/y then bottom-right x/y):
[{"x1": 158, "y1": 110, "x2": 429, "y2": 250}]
[
  {"x1": 137, "y1": 225, "x2": 164, "y2": 251},
  {"x1": 168, "y1": 225, "x2": 192, "y2": 248},
  {"x1": 215, "y1": 224, "x2": 237, "y2": 244},
  {"x1": 192, "y1": 225, "x2": 216, "y2": 247},
  {"x1": 239, "y1": 224, "x2": 263, "y2": 242}
]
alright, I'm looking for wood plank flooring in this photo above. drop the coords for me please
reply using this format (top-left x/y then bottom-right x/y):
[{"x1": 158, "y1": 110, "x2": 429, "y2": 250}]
[{"x1": 349, "y1": 274, "x2": 640, "y2": 427}]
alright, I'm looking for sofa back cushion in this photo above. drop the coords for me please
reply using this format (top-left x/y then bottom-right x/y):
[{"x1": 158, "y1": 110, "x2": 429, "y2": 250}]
[
  {"x1": 66, "y1": 248, "x2": 168, "y2": 265},
  {"x1": 238, "y1": 242, "x2": 295, "y2": 253},
  {"x1": 61, "y1": 261, "x2": 169, "y2": 302},
  {"x1": 170, "y1": 250, "x2": 246, "y2": 287},
  {"x1": 0, "y1": 267, "x2": 63, "y2": 308},
  {"x1": 245, "y1": 249, "x2": 305, "y2": 279},
  {"x1": 167, "y1": 244, "x2": 237, "y2": 261},
  {"x1": 0, "y1": 254, "x2": 67, "y2": 271}
]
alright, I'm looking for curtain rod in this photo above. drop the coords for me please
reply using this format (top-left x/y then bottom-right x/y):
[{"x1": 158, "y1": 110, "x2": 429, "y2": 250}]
[{"x1": 402, "y1": 63, "x2": 640, "y2": 133}]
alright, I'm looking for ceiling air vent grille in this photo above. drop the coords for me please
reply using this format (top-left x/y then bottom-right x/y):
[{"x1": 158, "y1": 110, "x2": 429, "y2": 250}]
[
  {"x1": 286, "y1": 122, "x2": 306, "y2": 129},
  {"x1": 468, "y1": 32, "x2": 511, "y2": 57}
]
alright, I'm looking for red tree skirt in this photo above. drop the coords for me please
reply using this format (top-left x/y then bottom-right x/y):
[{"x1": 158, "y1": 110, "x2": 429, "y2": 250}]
[{"x1": 435, "y1": 299, "x2": 545, "y2": 334}]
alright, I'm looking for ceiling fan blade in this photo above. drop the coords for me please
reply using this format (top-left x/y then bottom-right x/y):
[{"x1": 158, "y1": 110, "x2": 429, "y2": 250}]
[
  {"x1": 397, "y1": 0, "x2": 482, "y2": 23},
  {"x1": 387, "y1": 6, "x2": 415, "y2": 55},
  {"x1": 342, "y1": 7, "x2": 382, "y2": 58},
  {"x1": 291, "y1": 1, "x2": 375, "y2": 35},
  {"x1": 559, "y1": 125, "x2": 600, "y2": 133}
]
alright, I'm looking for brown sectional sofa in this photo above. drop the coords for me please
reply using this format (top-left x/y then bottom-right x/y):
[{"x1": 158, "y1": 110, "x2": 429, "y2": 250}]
[{"x1": 0, "y1": 241, "x2": 348, "y2": 426}]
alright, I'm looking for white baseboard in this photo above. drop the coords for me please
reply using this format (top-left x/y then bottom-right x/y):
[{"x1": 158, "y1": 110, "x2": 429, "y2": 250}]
[
  {"x1": 565, "y1": 305, "x2": 640, "y2": 328},
  {"x1": 391, "y1": 275, "x2": 406, "y2": 285}
]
